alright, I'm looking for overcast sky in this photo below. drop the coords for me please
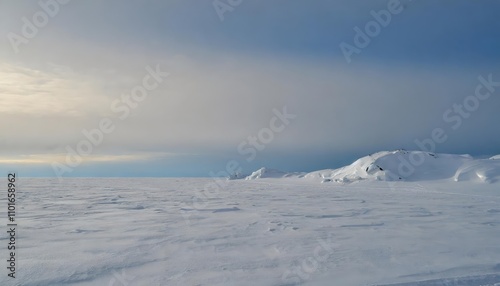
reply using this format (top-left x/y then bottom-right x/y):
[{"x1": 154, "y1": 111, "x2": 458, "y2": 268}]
[{"x1": 1, "y1": 0, "x2": 499, "y2": 177}]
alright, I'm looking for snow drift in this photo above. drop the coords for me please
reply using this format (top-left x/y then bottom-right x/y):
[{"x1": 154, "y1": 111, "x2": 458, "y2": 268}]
[
  {"x1": 245, "y1": 167, "x2": 305, "y2": 180},
  {"x1": 245, "y1": 150, "x2": 500, "y2": 183}
]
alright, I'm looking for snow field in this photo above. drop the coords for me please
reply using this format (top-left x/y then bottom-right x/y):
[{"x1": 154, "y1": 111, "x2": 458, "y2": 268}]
[{"x1": 3, "y1": 177, "x2": 500, "y2": 285}]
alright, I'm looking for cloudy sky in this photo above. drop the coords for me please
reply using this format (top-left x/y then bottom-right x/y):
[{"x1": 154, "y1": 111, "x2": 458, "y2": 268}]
[{"x1": 1, "y1": 0, "x2": 499, "y2": 177}]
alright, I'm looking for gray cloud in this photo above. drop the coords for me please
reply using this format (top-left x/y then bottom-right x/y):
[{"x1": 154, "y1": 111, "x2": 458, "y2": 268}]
[{"x1": 1, "y1": 0, "x2": 499, "y2": 176}]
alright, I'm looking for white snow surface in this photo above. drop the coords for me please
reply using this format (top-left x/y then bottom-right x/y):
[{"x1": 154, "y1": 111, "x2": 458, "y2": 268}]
[
  {"x1": 5, "y1": 177, "x2": 500, "y2": 286},
  {"x1": 246, "y1": 151, "x2": 500, "y2": 184},
  {"x1": 245, "y1": 167, "x2": 306, "y2": 180}
]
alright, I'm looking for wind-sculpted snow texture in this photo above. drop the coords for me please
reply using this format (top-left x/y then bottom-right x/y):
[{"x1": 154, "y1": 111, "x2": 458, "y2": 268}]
[{"x1": 4, "y1": 175, "x2": 500, "y2": 285}]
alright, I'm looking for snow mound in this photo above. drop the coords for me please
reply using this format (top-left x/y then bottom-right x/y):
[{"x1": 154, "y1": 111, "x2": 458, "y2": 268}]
[
  {"x1": 244, "y1": 151, "x2": 500, "y2": 183},
  {"x1": 453, "y1": 159, "x2": 500, "y2": 183},
  {"x1": 306, "y1": 150, "x2": 500, "y2": 184},
  {"x1": 245, "y1": 167, "x2": 304, "y2": 180}
]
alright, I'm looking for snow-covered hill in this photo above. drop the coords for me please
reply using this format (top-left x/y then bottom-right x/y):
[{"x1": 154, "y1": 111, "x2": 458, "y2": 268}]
[
  {"x1": 245, "y1": 167, "x2": 305, "y2": 180},
  {"x1": 245, "y1": 150, "x2": 500, "y2": 183}
]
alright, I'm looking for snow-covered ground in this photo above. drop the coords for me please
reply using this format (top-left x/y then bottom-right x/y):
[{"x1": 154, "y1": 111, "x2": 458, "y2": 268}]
[{"x1": 4, "y1": 173, "x2": 500, "y2": 285}]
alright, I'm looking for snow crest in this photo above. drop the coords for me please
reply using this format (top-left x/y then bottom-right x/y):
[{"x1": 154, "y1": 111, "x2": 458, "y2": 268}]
[
  {"x1": 245, "y1": 151, "x2": 500, "y2": 183},
  {"x1": 245, "y1": 167, "x2": 304, "y2": 180}
]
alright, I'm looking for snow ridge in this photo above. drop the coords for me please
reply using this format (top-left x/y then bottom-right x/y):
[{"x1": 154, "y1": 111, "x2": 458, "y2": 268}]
[
  {"x1": 244, "y1": 150, "x2": 500, "y2": 183},
  {"x1": 245, "y1": 167, "x2": 305, "y2": 180}
]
